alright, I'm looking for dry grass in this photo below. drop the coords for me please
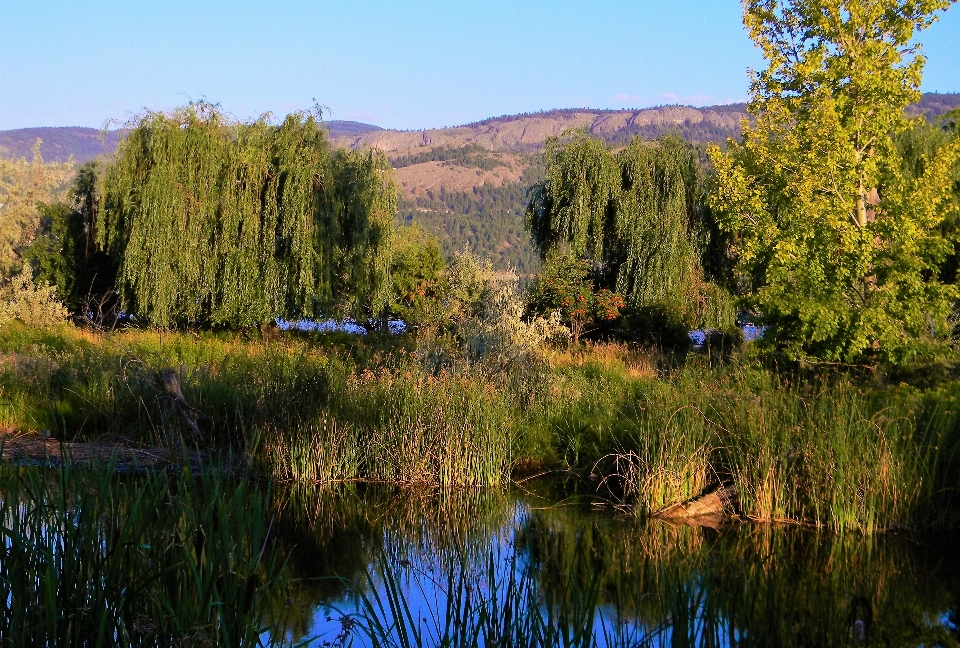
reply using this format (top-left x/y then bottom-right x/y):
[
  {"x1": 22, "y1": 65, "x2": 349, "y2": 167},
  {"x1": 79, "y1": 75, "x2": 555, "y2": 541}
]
[{"x1": 547, "y1": 341, "x2": 656, "y2": 379}]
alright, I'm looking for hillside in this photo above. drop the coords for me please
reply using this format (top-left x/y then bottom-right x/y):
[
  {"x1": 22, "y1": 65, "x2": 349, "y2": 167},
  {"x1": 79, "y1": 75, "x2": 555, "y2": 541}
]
[
  {"x1": 332, "y1": 103, "x2": 751, "y2": 154},
  {"x1": 4, "y1": 93, "x2": 958, "y2": 271},
  {"x1": 0, "y1": 120, "x2": 382, "y2": 164},
  {"x1": 0, "y1": 127, "x2": 123, "y2": 164}
]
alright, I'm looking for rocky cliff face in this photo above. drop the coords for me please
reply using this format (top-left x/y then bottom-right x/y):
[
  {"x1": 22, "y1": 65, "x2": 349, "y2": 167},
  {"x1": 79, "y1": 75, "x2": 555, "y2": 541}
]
[{"x1": 330, "y1": 104, "x2": 751, "y2": 154}]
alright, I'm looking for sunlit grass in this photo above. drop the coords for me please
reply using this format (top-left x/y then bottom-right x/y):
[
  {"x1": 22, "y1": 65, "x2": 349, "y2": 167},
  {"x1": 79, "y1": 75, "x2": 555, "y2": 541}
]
[{"x1": 2, "y1": 322, "x2": 959, "y2": 530}]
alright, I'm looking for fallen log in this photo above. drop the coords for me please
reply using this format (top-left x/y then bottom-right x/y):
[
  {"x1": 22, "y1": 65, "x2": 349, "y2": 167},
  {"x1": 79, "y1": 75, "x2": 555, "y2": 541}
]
[{"x1": 654, "y1": 484, "x2": 738, "y2": 526}]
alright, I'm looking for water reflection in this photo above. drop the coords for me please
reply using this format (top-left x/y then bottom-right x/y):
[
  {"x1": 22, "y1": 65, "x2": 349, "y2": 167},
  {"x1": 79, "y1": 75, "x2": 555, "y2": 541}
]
[{"x1": 266, "y1": 480, "x2": 960, "y2": 647}]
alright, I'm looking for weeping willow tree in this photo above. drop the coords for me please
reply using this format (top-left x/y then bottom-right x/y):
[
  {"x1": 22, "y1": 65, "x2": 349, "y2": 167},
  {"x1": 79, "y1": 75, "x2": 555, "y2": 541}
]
[
  {"x1": 526, "y1": 131, "x2": 733, "y2": 329},
  {"x1": 98, "y1": 103, "x2": 396, "y2": 328}
]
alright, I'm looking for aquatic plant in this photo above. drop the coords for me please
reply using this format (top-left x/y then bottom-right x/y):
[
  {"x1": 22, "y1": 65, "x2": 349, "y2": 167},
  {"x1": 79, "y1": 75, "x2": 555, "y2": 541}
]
[{"x1": 0, "y1": 460, "x2": 288, "y2": 646}]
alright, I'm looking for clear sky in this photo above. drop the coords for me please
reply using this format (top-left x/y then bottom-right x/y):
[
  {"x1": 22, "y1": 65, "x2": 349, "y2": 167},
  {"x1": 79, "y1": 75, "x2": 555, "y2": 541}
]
[{"x1": 1, "y1": 0, "x2": 959, "y2": 131}]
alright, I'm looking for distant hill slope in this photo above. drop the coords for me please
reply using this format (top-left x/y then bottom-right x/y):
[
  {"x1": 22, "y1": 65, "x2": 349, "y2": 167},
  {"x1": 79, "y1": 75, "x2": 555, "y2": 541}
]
[
  {"x1": 331, "y1": 104, "x2": 750, "y2": 154},
  {"x1": 332, "y1": 94, "x2": 960, "y2": 154},
  {"x1": 324, "y1": 120, "x2": 384, "y2": 138},
  {"x1": 5, "y1": 93, "x2": 956, "y2": 165},
  {"x1": 0, "y1": 127, "x2": 123, "y2": 164},
  {"x1": 908, "y1": 92, "x2": 960, "y2": 118}
]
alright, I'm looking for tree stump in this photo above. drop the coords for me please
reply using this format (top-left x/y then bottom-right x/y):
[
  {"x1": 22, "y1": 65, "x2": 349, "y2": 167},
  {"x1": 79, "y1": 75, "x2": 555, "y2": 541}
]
[{"x1": 158, "y1": 368, "x2": 203, "y2": 443}]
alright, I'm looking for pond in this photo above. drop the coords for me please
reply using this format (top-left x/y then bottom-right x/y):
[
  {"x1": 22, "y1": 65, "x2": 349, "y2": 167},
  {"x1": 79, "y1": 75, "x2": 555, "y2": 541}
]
[
  {"x1": 265, "y1": 478, "x2": 960, "y2": 647},
  {"x1": 2, "y1": 466, "x2": 958, "y2": 646}
]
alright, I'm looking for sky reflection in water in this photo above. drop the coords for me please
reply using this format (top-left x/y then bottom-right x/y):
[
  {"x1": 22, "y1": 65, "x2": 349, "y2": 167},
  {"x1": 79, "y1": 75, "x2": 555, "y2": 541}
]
[{"x1": 265, "y1": 481, "x2": 960, "y2": 647}]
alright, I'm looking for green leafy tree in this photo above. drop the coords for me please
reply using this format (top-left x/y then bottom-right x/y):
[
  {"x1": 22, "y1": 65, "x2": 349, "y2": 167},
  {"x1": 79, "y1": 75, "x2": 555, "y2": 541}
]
[
  {"x1": 526, "y1": 132, "x2": 734, "y2": 330},
  {"x1": 98, "y1": 103, "x2": 396, "y2": 328},
  {"x1": 388, "y1": 223, "x2": 445, "y2": 329},
  {"x1": 25, "y1": 162, "x2": 116, "y2": 315},
  {"x1": 709, "y1": 0, "x2": 960, "y2": 365}
]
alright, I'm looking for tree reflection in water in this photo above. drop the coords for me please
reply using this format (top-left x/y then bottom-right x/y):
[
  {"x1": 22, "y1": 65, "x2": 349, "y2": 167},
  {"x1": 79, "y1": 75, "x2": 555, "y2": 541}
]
[{"x1": 264, "y1": 480, "x2": 960, "y2": 647}]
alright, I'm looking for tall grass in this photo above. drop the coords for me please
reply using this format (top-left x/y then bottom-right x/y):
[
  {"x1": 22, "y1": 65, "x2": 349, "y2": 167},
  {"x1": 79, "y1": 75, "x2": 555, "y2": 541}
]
[
  {"x1": 258, "y1": 369, "x2": 512, "y2": 487},
  {"x1": 604, "y1": 368, "x2": 960, "y2": 530},
  {"x1": 0, "y1": 324, "x2": 514, "y2": 487},
  {"x1": 2, "y1": 323, "x2": 960, "y2": 530},
  {"x1": 0, "y1": 462, "x2": 288, "y2": 646}
]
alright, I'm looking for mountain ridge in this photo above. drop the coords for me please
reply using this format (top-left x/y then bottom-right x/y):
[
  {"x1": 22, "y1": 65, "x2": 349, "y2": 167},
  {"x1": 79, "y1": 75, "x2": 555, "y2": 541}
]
[{"x1": 3, "y1": 93, "x2": 958, "y2": 164}]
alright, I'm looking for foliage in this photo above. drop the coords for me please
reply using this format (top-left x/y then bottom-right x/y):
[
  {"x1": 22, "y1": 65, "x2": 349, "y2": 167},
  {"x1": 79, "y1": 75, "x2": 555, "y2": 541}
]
[
  {"x1": 442, "y1": 249, "x2": 497, "y2": 325},
  {"x1": 708, "y1": 0, "x2": 960, "y2": 366},
  {"x1": 0, "y1": 268, "x2": 68, "y2": 328},
  {"x1": 0, "y1": 140, "x2": 75, "y2": 278},
  {"x1": 328, "y1": 147, "x2": 400, "y2": 323},
  {"x1": 459, "y1": 280, "x2": 569, "y2": 372},
  {"x1": 417, "y1": 250, "x2": 570, "y2": 371},
  {"x1": 526, "y1": 253, "x2": 624, "y2": 343},
  {"x1": 526, "y1": 132, "x2": 734, "y2": 329},
  {"x1": 98, "y1": 103, "x2": 396, "y2": 328},
  {"x1": 388, "y1": 223, "x2": 445, "y2": 329},
  {"x1": 597, "y1": 304, "x2": 694, "y2": 356},
  {"x1": 24, "y1": 162, "x2": 117, "y2": 315},
  {"x1": 896, "y1": 109, "x2": 960, "y2": 283}
]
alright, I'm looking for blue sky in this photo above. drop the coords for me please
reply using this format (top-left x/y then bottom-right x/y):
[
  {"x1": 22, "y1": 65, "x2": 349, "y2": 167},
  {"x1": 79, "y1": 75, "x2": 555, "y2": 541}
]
[{"x1": 1, "y1": 0, "x2": 958, "y2": 131}]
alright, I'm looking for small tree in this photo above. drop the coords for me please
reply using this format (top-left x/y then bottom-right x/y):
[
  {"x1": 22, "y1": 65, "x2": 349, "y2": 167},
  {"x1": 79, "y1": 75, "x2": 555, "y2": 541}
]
[
  {"x1": 709, "y1": 0, "x2": 960, "y2": 365},
  {"x1": 0, "y1": 141, "x2": 75, "y2": 279},
  {"x1": 26, "y1": 163, "x2": 116, "y2": 316},
  {"x1": 0, "y1": 269, "x2": 68, "y2": 328},
  {"x1": 526, "y1": 253, "x2": 625, "y2": 344},
  {"x1": 388, "y1": 223, "x2": 445, "y2": 330}
]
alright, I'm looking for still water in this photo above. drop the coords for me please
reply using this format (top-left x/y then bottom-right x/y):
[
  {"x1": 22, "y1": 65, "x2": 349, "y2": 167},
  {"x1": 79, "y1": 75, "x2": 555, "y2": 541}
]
[{"x1": 264, "y1": 478, "x2": 960, "y2": 647}]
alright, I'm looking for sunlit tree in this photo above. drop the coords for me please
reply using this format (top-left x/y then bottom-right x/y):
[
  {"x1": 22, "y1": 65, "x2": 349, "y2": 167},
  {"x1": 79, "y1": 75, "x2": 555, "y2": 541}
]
[
  {"x1": 709, "y1": 0, "x2": 960, "y2": 364},
  {"x1": 98, "y1": 103, "x2": 396, "y2": 328}
]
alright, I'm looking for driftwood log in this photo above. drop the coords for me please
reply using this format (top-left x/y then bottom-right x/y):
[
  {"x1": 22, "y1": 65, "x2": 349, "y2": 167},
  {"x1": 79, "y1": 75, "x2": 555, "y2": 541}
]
[
  {"x1": 158, "y1": 368, "x2": 203, "y2": 442},
  {"x1": 654, "y1": 484, "x2": 738, "y2": 527}
]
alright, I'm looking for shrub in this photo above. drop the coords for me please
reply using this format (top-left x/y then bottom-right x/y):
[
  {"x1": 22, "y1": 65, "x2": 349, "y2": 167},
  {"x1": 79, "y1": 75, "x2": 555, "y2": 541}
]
[{"x1": 0, "y1": 269, "x2": 68, "y2": 328}]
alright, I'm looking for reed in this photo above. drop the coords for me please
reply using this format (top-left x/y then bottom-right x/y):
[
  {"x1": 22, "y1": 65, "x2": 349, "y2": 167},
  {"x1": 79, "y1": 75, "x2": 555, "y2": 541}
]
[
  {"x1": 2, "y1": 323, "x2": 960, "y2": 530},
  {"x1": 0, "y1": 461, "x2": 287, "y2": 646},
  {"x1": 608, "y1": 366, "x2": 960, "y2": 530}
]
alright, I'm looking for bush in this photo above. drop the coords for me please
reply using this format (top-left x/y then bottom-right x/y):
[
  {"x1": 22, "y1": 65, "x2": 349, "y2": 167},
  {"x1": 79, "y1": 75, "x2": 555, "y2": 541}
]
[
  {"x1": 593, "y1": 304, "x2": 692, "y2": 356},
  {"x1": 0, "y1": 269, "x2": 68, "y2": 328}
]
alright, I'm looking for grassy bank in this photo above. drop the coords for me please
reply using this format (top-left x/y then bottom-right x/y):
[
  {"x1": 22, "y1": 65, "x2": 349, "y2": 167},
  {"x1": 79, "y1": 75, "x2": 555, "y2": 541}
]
[{"x1": 2, "y1": 322, "x2": 959, "y2": 530}]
